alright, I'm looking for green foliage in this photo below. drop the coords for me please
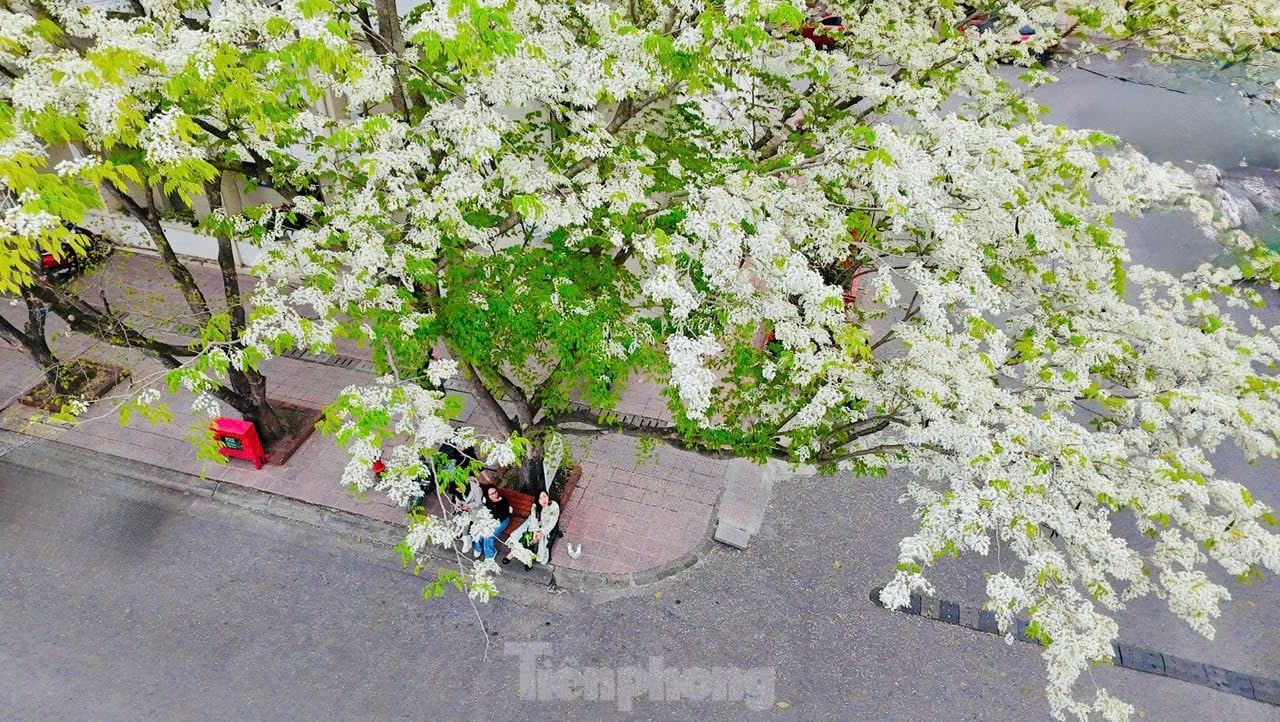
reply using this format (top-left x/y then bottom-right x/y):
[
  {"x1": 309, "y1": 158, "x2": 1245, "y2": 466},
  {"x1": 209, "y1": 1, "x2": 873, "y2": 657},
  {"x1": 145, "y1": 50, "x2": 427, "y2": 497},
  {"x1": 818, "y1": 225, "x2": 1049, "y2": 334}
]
[
  {"x1": 429, "y1": 241, "x2": 652, "y2": 419},
  {"x1": 118, "y1": 399, "x2": 175, "y2": 427}
]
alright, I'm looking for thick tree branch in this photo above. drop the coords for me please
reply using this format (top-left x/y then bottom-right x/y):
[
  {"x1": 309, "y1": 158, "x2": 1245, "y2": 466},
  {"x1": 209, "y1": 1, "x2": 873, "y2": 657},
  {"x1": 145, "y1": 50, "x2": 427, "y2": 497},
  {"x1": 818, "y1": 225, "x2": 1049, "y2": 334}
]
[
  {"x1": 462, "y1": 360, "x2": 520, "y2": 435},
  {"x1": 489, "y1": 367, "x2": 534, "y2": 427},
  {"x1": 552, "y1": 407, "x2": 777, "y2": 461},
  {"x1": 870, "y1": 292, "x2": 920, "y2": 353},
  {"x1": 100, "y1": 180, "x2": 213, "y2": 324},
  {"x1": 25, "y1": 276, "x2": 200, "y2": 359}
]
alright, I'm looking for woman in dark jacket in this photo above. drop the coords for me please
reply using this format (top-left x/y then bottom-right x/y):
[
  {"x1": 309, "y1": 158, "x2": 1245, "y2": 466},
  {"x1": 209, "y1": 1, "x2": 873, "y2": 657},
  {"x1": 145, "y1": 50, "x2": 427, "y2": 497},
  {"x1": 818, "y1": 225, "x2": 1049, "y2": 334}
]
[{"x1": 474, "y1": 484, "x2": 511, "y2": 560}]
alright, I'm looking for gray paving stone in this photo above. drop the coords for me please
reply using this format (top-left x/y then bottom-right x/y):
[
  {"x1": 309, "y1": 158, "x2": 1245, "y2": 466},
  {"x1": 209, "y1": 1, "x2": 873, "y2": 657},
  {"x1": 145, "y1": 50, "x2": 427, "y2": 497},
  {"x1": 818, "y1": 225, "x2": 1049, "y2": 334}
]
[
  {"x1": 713, "y1": 520, "x2": 751, "y2": 550},
  {"x1": 146, "y1": 469, "x2": 219, "y2": 498},
  {"x1": 1116, "y1": 644, "x2": 1165, "y2": 675},
  {"x1": 210, "y1": 482, "x2": 275, "y2": 513},
  {"x1": 976, "y1": 609, "x2": 1000, "y2": 635},
  {"x1": 265, "y1": 495, "x2": 330, "y2": 526},
  {"x1": 907, "y1": 592, "x2": 921, "y2": 616},
  {"x1": 868, "y1": 586, "x2": 886, "y2": 607},
  {"x1": 715, "y1": 458, "x2": 773, "y2": 538},
  {"x1": 1203, "y1": 665, "x2": 1255, "y2": 699},
  {"x1": 320, "y1": 510, "x2": 403, "y2": 546},
  {"x1": 1252, "y1": 676, "x2": 1280, "y2": 705},
  {"x1": 939, "y1": 600, "x2": 960, "y2": 625},
  {"x1": 920, "y1": 596, "x2": 940, "y2": 620},
  {"x1": 1162, "y1": 654, "x2": 1208, "y2": 685},
  {"x1": 1015, "y1": 618, "x2": 1034, "y2": 643}
]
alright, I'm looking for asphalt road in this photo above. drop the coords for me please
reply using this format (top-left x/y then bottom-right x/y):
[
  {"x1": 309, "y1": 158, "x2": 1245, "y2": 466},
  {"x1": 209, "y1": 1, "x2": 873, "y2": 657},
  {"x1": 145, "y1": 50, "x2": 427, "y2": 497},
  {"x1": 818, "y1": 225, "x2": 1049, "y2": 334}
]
[{"x1": 3, "y1": 455, "x2": 1276, "y2": 721}]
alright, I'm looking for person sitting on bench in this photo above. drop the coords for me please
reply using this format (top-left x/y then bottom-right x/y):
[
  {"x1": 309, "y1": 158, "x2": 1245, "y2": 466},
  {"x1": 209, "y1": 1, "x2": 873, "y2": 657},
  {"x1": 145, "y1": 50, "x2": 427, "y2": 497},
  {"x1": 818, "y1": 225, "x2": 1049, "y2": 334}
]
[
  {"x1": 502, "y1": 489, "x2": 560, "y2": 569},
  {"x1": 454, "y1": 467, "x2": 498, "y2": 554},
  {"x1": 409, "y1": 442, "x2": 477, "y2": 511},
  {"x1": 439, "y1": 445, "x2": 482, "y2": 511},
  {"x1": 474, "y1": 483, "x2": 511, "y2": 560}
]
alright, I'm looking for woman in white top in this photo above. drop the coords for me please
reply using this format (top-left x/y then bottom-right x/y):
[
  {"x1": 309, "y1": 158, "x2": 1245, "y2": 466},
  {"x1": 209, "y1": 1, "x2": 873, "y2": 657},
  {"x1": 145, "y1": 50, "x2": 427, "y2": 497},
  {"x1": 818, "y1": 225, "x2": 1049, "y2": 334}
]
[{"x1": 502, "y1": 490, "x2": 560, "y2": 568}]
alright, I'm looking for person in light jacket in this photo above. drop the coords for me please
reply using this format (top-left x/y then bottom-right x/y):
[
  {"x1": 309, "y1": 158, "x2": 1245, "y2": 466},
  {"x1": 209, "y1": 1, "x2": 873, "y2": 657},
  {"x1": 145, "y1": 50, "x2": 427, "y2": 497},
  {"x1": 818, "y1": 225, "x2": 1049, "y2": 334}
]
[
  {"x1": 502, "y1": 490, "x2": 560, "y2": 568},
  {"x1": 452, "y1": 468, "x2": 492, "y2": 554},
  {"x1": 443, "y1": 462, "x2": 483, "y2": 513}
]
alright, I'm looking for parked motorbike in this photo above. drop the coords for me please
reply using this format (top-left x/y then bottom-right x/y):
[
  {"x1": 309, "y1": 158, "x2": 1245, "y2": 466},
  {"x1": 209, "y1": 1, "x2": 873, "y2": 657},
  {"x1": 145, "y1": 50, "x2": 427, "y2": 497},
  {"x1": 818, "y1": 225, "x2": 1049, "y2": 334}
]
[{"x1": 40, "y1": 231, "x2": 114, "y2": 283}]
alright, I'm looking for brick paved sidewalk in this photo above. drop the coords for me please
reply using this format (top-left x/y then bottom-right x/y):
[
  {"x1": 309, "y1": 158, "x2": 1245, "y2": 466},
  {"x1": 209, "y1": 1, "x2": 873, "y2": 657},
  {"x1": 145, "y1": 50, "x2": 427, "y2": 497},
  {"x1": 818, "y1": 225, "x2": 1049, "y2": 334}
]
[{"x1": 1, "y1": 251, "x2": 748, "y2": 584}]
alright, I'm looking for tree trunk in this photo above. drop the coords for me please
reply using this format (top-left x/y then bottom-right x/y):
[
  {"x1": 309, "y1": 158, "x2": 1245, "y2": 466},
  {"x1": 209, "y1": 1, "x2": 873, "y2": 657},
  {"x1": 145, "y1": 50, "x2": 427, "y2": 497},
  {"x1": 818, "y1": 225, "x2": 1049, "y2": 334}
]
[
  {"x1": 140, "y1": 210, "x2": 211, "y2": 324},
  {"x1": 102, "y1": 180, "x2": 211, "y2": 324},
  {"x1": 0, "y1": 295, "x2": 60, "y2": 385},
  {"x1": 206, "y1": 175, "x2": 285, "y2": 444},
  {"x1": 237, "y1": 366, "x2": 285, "y2": 442},
  {"x1": 21, "y1": 292, "x2": 59, "y2": 385},
  {"x1": 511, "y1": 434, "x2": 546, "y2": 494},
  {"x1": 373, "y1": 0, "x2": 410, "y2": 120}
]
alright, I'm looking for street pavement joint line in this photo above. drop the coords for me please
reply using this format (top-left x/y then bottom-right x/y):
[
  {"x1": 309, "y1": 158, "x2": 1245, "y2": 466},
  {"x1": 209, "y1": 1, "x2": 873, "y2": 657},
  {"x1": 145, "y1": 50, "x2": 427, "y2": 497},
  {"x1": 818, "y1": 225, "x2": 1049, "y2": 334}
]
[{"x1": 869, "y1": 585, "x2": 1280, "y2": 707}]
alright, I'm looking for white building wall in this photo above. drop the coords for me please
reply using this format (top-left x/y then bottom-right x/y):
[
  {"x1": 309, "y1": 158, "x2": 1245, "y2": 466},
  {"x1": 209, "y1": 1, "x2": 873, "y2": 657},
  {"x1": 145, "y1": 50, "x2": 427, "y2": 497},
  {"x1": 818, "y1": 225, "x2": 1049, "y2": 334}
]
[{"x1": 82, "y1": 210, "x2": 264, "y2": 268}]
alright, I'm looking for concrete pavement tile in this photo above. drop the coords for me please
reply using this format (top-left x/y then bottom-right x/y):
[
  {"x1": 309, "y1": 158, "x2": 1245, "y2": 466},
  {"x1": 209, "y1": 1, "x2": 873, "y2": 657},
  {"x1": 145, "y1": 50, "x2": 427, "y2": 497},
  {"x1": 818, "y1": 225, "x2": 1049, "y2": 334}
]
[
  {"x1": 218, "y1": 466, "x2": 277, "y2": 492},
  {"x1": 608, "y1": 498, "x2": 636, "y2": 517},
  {"x1": 569, "y1": 542, "x2": 611, "y2": 563},
  {"x1": 1117, "y1": 644, "x2": 1165, "y2": 675},
  {"x1": 606, "y1": 558, "x2": 639, "y2": 575},
  {"x1": 319, "y1": 509, "x2": 405, "y2": 544},
  {"x1": 1162, "y1": 655, "x2": 1208, "y2": 685},
  {"x1": 638, "y1": 491, "x2": 669, "y2": 509},
  {"x1": 664, "y1": 468, "x2": 695, "y2": 484},
  {"x1": 585, "y1": 493, "x2": 625, "y2": 515},
  {"x1": 552, "y1": 551, "x2": 597, "y2": 572}
]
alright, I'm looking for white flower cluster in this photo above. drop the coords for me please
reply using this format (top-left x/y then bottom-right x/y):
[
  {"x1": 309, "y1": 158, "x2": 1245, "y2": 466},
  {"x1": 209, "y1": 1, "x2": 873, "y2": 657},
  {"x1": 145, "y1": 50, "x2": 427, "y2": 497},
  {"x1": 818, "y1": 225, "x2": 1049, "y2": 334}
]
[
  {"x1": 479, "y1": 435, "x2": 521, "y2": 469},
  {"x1": 192, "y1": 392, "x2": 222, "y2": 419},
  {"x1": 424, "y1": 357, "x2": 459, "y2": 387},
  {"x1": 52, "y1": 156, "x2": 100, "y2": 178},
  {"x1": 330, "y1": 380, "x2": 456, "y2": 503},
  {"x1": 1, "y1": 205, "x2": 61, "y2": 238},
  {"x1": 666, "y1": 334, "x2": 722, "y2": 422},
  {"x1": 142, "y1": 108, "x2": 205, "y2": 166},
  {"x1": 64, "y1": 397, "x2": 89, "y2": 417}
]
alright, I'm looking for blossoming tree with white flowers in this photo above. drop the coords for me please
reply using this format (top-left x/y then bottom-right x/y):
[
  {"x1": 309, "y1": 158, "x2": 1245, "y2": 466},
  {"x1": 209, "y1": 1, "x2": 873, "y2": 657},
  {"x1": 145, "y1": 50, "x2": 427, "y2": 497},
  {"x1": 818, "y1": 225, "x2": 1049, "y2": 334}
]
[
  {"x1": 0, "y1": 0, "x2": 392, "y2": 440},
  {"x1": 3, "y1": 0, "x2": 1280, "y2": 717}
]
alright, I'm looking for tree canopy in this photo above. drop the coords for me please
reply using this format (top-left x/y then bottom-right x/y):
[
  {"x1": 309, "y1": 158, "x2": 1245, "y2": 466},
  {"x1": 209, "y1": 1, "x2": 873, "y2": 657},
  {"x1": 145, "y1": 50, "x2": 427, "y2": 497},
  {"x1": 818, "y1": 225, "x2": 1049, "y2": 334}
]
[{"x1": 2, "y1": 0, "x2": 1278, "y2": 718}]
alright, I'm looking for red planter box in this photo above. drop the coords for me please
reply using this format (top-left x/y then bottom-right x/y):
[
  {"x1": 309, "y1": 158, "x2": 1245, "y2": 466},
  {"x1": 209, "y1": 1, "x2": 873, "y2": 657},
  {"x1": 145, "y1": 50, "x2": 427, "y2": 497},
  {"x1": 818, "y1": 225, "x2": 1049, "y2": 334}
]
[{"x1": 210, "y1": 417, "x2": 266, "y2": 470}]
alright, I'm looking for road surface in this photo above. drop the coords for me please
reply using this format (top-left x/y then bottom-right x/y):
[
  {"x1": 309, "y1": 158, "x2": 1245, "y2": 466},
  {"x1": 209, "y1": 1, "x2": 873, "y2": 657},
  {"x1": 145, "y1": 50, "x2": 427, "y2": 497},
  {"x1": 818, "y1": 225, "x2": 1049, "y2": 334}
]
[{"x1": 3, "y1": 453, "x2": 1275, "y2": 720}]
